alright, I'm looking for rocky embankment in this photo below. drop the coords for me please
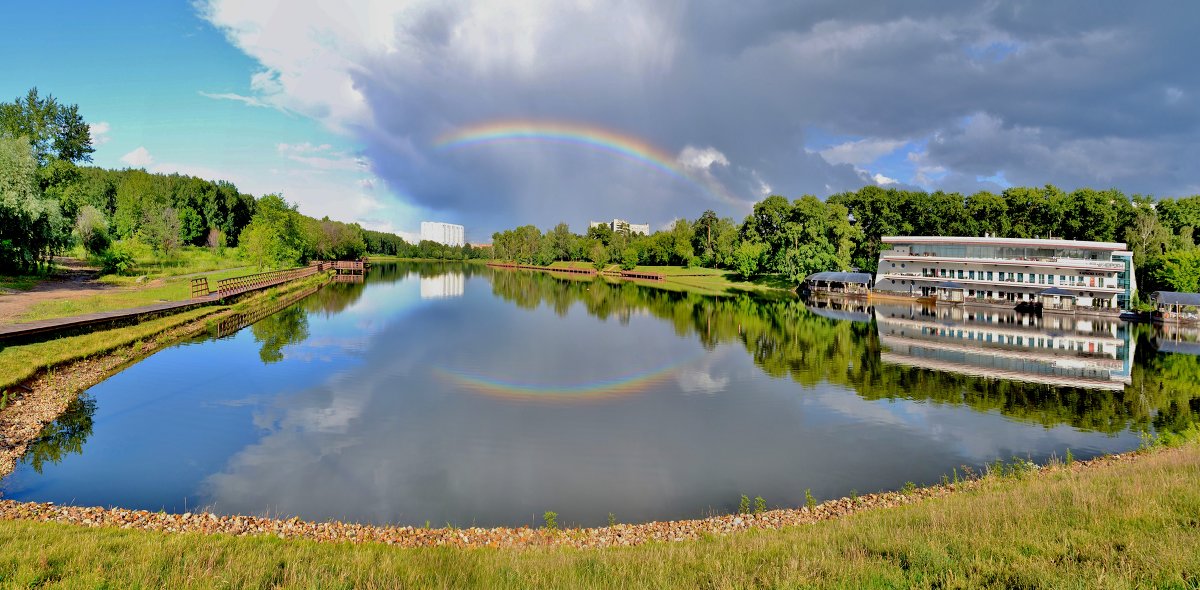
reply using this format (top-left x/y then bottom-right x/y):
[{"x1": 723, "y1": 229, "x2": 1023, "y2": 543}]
[{"x1": 0, "y1": 451, "x2": 1143, "y2": 549}]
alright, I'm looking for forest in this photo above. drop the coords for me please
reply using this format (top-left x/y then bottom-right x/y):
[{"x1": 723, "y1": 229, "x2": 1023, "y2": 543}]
[
  {"x1": 490, "y1": 186, "x2": 1200, "y2": 299},
  {"x1": 0, "y1": 87, "x2": 407, "y2": 275}
]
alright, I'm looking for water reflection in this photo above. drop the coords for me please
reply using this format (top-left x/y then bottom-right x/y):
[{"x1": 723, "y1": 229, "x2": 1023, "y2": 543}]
[
  {"x1": 875, "y1": 303, "x2": 1133, "y2": 391},
  {"x1": 3, "y1": 263, "x2": 1198, "y2": 528},
  {"x1": 420, "y1": 272, "x2": 465, "y2": 299},
  {"x1": 20, "y1": 395, "x2": 95, "y2": 474}
]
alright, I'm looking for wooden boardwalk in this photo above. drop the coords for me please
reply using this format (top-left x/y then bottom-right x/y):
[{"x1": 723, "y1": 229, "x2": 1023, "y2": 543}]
[
  {"x1": 0, "y1": 263, "x2": 340, "y2": 342},
  {"x1": 0, "y1": 296, "x2": 219, "y2": 341}
]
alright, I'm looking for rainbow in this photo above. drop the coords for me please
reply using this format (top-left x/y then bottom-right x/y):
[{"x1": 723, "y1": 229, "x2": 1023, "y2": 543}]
[
  {"x1": 433, "y1": 359, "x2": 691, "y2": 402},
  {"x1": 434, "y1": 120, "x2": 746, "y2": 207}
]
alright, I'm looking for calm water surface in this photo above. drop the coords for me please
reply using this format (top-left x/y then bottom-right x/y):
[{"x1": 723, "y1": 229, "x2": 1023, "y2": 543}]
[{"x1": 3, "y1": 262, "x2": 1198, "y2": 527}]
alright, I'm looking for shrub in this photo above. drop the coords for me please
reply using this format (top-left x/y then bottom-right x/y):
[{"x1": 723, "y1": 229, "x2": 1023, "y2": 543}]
[
  {"x1": 100, "y1": 244, "x2": 136, "y2": 275},
  {"x1": 542, "y1": 511, "x2": 558, "y2": 531},
  {"x1": 75, "y1": 205, "x2": 110, "y2": 254}
]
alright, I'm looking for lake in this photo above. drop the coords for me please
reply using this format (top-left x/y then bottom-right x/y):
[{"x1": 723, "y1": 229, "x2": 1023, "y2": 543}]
[{"x1": 3, "y1": 262, "x2": 1197, "y2": 528}]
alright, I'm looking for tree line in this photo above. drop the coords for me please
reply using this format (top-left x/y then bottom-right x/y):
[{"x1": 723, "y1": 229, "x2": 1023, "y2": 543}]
[
  {"x1": 0, "y1": 87, "x2": 414, "y2": 274},
  {"x1": 489, "y1": 185, "x2": 1200, "y2": 296}
]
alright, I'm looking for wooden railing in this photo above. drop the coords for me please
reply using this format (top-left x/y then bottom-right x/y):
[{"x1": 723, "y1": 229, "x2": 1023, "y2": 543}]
[
  {"x1": 487, "y1": 262, "x2": 597, "y2": 275},
  {"x1": 215, "y1": 265, "x2": 322, "y2": 298},
  {"x1": 190, "y1": 278, "x2": 210, "y2": 299},
  {"x1": 332, "y1": 260, "x2": 365, "y2": 273},
  {"x1": 619, "y1": 270, "x2": 665, "y2": 282},
  {"x1": 213, "y1": 284, "x2": 321, "y2": 338}
]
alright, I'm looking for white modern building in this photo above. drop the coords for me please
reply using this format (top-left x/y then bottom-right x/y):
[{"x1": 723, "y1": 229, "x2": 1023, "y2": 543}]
[
  {"x1": 420, "y1": 221, "x2": 465, "y2": 247},
  {"x1": 589, "y1": 219, "x2": 651, "y2": 236},
  {"x1": 873, "y1": 236, "x2": 1136, "y2": 311}
]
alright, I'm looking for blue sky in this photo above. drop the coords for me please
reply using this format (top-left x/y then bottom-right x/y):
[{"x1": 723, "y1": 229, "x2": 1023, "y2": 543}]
[
  {"x1": 3, "y1": 1, "x2": 1198, "y2": 240},
  {"x1": 0, "y1": 1, "x2": 420, "y2": 239}
]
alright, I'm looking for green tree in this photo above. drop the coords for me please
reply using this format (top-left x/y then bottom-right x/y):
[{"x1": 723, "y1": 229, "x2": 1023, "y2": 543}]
[
  {"x1": 733, "y1": 240, "x2": 767, "y2": 279},
  {"x1": 0, "y1": 88, "x2": 93, "y2": 164},
  {"x1": 0, "y1": 136, "x2": 69, "y2": 271},
  {"x1": 1155, "y1": 250, "x2": 1200, "y2": 293},
  {"x1": 588, "y1": 239, "x2": 609, "y2": 270},
  {"x1": 74, "y1": 205, "x2": 110, "y2": 254}
]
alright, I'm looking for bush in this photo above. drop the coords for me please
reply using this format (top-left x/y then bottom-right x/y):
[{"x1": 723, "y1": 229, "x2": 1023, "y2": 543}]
[
  {"x1": 100, "y1": 244, "x2": 136, "y2": 275},
  {"x1": 75, "y1": 205, "x2": 110, "y2": 254}
]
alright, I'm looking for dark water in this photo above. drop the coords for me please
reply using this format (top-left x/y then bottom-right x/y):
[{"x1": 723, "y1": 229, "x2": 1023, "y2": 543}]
[{"x1": 3, "y1": 262, "x2": 1198, "y2": 527}]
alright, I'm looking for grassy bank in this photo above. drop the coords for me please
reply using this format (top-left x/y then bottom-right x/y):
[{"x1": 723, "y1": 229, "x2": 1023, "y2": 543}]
[
  {"x1": 541, "y1": 261, "x2": 794, "y2": 296},
  {"x1": 0, "y1": 272, "x2": 332, "y2": 390},
  {"x1": 1, "y1": 442, "x2": 1197, "y2": 588}
]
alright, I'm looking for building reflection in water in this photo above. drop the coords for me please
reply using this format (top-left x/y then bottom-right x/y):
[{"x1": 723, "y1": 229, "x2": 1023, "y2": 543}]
[
  {"x1": 419, "y1": 272, "x2": 465, "y2": 299},
  {"x1": 873, "y1": 302, "x2": 1133, "y2": 391},
  {"x1": 1154, "y1": 322, "x2": 1200, "y2": 356}
]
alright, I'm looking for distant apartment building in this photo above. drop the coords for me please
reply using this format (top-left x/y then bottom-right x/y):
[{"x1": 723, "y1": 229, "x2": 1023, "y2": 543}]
[
  {"x1": 873, "y1": 236, "x2": 1136, "y2": 311},
  {"x1": 589, "y1": 219, "x2": 651, "y2": 236},
  {"x1": 420, "y1": 221, "x2": 465, "y2": 247}
]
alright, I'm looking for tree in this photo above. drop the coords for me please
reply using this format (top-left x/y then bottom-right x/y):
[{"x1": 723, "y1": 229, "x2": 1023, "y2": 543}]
[
  {"x1": 141, "y1": 206, "x2": 182, "y2": 257},
  {"x1": 0, "y1": 136, "x2": 69, "y2": 272},
  {"x1": 1155, "y1": 250, "x2": 1200, "y2": 293},
  {"x1": 588, "y1": 239, "x2": 609, "y2": 270},
  {"x1": 0, "y1": 88, "x2": 93, "y2": 164},
  {"x1": 733, "y1": 241, "x2": 767, "y2": 279},
  {"x1": 693, "y1": 209, "x2": 720, "y2": 265},
  {"x1": 1125, "y1": 196, "x2": 1171, "y2": 268},
  {"x1": 74, "y1": 205, "x2": 110, "y2": 254}
]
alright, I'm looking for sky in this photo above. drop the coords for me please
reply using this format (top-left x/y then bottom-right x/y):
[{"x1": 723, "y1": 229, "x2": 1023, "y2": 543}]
[{"x1": 2, "y1": 1, "x2": 1198, "y2": 242}]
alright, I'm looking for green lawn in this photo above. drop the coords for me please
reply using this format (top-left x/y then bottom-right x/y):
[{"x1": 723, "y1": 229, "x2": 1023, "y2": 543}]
[
  {"x1": 0, "y1": 443, "x2": 1196, "y2": 588},
  {"x1": 15, "y1": 268, "x2": 248, "y2": 323}
]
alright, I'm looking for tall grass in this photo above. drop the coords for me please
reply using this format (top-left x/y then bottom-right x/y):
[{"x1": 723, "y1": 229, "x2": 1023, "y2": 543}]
[{"x1": 0, "y1": 443, "x2": 1196, "y2": 588}]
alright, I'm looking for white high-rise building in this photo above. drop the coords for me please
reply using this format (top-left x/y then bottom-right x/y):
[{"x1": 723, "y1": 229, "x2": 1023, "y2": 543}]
[{"x1": 420, "y1": 221, "x2": 465, "y2": 246}]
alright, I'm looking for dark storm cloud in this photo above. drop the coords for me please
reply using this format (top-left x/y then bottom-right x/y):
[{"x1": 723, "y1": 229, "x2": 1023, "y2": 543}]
[{"x1": 204, "y1": 1, "x2": 1200, "y2": 234}]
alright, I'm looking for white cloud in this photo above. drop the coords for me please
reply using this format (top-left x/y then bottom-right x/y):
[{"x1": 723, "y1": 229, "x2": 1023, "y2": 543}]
[
  {"x1": 677, "y1": 145, "x2": 729, "y2": 171},
  {"x1": 872, "y1": 173, "x2": 898, "y2": 185},
  {"x1": 276, "y1": 142, "x2": 334, "y2": 154},
  {"x1": 1165, "y1": 86, "x2": 1184, "y2": 105},
  {"x1": 818, "y1": 138, "x2": 906, "y2": 167},
  {"x1": 198, "y1": 91, "x2": 285, "y2": 111},
  {"x1": 119, "y1": 146, "x2": 155, "y2": 168},
  {"x1": 89, "y1": 121, "x2": 111, "y2": 146}
]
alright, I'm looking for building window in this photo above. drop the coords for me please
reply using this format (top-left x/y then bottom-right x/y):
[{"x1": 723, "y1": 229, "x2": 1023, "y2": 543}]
[
  {"x1": 969, "y1": 270, "x2": 976, "y2": 280},
  {"x1": 957, "y1": 269, "x2": 964, "y2": 279},
  {"x1": 987, "y1": 271, "x2": 994, "y2": 281},
  {"x1": 1017, "y1": 272, "x2": 1024, "y2": 282}
]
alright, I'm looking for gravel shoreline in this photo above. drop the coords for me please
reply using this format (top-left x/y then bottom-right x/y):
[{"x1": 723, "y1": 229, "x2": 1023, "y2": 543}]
[{"x1": 0, "y1": 451, "x2": 1143, "y2": 549}]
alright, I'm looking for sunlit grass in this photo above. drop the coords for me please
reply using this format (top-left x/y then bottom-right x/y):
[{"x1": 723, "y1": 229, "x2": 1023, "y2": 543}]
[
  {"x1": 16, "y1": 269, "x2": 247, "y2": 322},
  {"x1": 0, "y1": 444, "x2": 1196, "y2": 588}
]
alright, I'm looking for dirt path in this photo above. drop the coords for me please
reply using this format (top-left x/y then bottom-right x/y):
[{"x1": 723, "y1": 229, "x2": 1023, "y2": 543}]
[{"x1": 0, "y1": 258, "x2": 115, "y2": 324}]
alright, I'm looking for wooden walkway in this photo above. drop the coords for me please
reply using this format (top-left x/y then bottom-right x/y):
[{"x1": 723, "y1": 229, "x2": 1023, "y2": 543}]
[
  {"x1": 0, "y1": 296, "x2": 219, "y2": 341},
  {"x1": 0, "y1": 263, "x2": 340, "y2": 342}
]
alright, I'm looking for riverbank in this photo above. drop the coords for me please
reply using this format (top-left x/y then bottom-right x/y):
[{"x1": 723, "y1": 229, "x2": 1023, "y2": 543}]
[
  {"x1": 0, "y1": 440, "x2": 1196, "y2": 587},
  {"x1": 0, "y1": 273, "x2": 333, "y2": 478}
]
